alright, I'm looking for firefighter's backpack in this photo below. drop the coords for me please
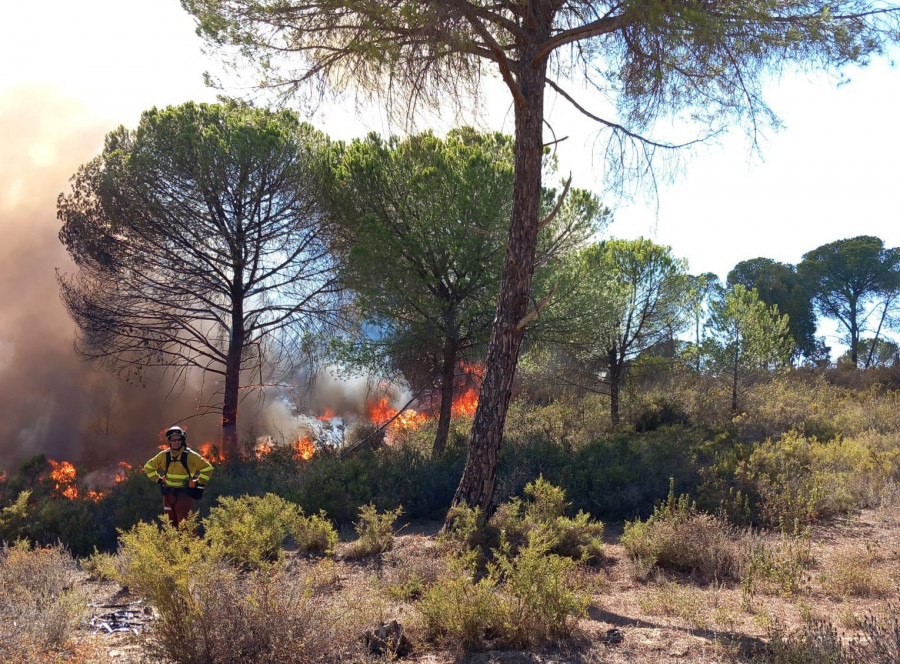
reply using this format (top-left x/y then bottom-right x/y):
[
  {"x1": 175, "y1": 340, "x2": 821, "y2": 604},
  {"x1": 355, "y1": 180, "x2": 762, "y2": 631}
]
[{"x1": 164, "y1": 448, "x2": 205, "y2": 500}]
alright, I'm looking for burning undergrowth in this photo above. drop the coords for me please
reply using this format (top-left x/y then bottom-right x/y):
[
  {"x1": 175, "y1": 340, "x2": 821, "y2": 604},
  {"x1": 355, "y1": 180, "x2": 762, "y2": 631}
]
[{"x1": 5, "y1": 360, "x2": 484, "y2": 508}]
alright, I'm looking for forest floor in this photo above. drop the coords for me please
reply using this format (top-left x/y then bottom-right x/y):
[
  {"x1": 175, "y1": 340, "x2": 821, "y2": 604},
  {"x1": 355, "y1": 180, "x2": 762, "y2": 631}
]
[{"x1": 66, "y1": 501, "x2": 900, "y2": 664}]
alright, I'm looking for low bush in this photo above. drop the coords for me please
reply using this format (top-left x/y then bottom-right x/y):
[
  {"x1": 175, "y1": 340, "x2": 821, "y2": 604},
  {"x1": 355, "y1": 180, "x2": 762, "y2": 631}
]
[
  {"x1": 741, "y1": 530, "x2": 813, "y2": 605},
  {"x1": 117, "y1": 516, "x2": 366, "y2": 664},
  {"x1": 489, "y1": 530, "x2": 590, "y2": 647},
  {"x1": 490, "y1": 476, "x2": 604, "y2": 563},
  {"x1": 621, "y1": 480, "x2": 743, "y2": 583},
  {"x1": 418, "y1": 530, "x2": 589, "y2": 653},
  {"x1": 637, "y1": 580, "x2": 710, "y2": 629},
  {"x1": 767, "y1": 617, "x2": 850, "y2": 664},
  {"x1": 824, "y1": 548, "x2": 892, "y2": 599},
  {"x1": 766, "y1": 607, "x2": 900, "y2": 664},
  {"x1": 290, "y1": 508, "x2": 338, "y2": 555},
  {"x1": 204, "y1": 493, "x2": 300, "y2": 569},
  {"x1": 847, "y1": 606, "x2": 900, "y2": 664},
  {"x1": 342, "y1": 503, "x2": 403, "y2": 559},
  {"x1": 419, "y1": 549, "x2": 503, "y2": 652},
  {"x1": 0, "y1": 540, "x2": 86, "y2": 662}
]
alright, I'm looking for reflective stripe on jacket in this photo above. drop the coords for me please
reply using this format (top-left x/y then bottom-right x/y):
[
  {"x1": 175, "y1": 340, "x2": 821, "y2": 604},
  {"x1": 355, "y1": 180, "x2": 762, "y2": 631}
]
[{"x1": 143, "y1": 448, "x2": 213, "y2": 488}]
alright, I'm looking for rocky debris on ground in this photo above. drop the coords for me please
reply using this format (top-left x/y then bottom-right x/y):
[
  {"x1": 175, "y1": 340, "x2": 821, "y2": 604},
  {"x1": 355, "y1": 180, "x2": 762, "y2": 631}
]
[
  {"x1": 364, "y1": 619, "x2": 413, "y2": 657},
  {"x1": 88, "y1": 600, "x2": 153, "y2": 635}
]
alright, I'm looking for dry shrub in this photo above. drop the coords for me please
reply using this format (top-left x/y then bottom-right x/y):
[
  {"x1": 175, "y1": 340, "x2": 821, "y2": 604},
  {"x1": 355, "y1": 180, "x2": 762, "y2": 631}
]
[
  {"x1": 767, "y1": 608, "x2": 900, "y2": 664},
  {"x1": 143, "y1": 561, "x2": 363, "y2": 664},
  {"x1": 0, "y1": 540, "x2": 86, "y2": 662},
  {"x1": 767, "y1": 617, "x2": 850, "y2": 664},
  {"x1": 741, "y1": 530, "x2": 813, "y2": 605},
  {"x1": 381, "y1": 537, "x2": 447, "y2": 601},
  {"x1": 824, "y1": 548, "x2": 893, "y2": 599},
  {"x1": 637, "y1": 580, "x2": 710, "y2": 629},
  {"x1": 621, "y1": 481, "x2": 743, "y2": 583},
  {"x1": 117, "y1": 518, "x2": 368, "y2": 664},
  {"x1": 847, "y1": 606, "x2": 900, "y2": 664}
]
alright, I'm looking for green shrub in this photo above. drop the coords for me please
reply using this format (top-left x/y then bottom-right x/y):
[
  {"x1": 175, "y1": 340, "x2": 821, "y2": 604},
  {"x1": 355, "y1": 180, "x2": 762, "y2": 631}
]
[
  {"x1": 490, "y1": 476, "x2": 604, "y2": 563},
  {"x1": 744, "y1": 431, "x2": 854, "y2": 526},
  {"x1": 0, "y1": 491, "x2": 31, "y2": 544},
  {"x1": 204, "y1": 493, "x2": 300, "y2": 569},
  {"x1": 0, "y1": 540, "x2": 86, "y2": 661},
  {"x1": 343, "y1": 503, "x2": 403, "y2": 559},
  {"x1": 489, "y1": 530, "x2": 590, "y2": 647},
  {"x1": 418, "y1": 550, "x2": 503, "y2": 652},
  {"x1": 81, "y1": 547, "x2": 121, "y2": 581},
  {"x1": 289, "y1": 509, "x2": 338, "y2": 555},
  {"x1": 439, "y1": 502, "x2": 492, "y2": 570},
  {"x1": 418, "y1": 530, "x2": 589, "y2": 653}
]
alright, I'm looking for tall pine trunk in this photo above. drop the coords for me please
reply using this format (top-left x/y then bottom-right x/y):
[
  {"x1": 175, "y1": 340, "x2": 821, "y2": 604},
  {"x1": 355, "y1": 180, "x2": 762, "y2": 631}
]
[
  {"x1": 446, "y1": 54, "x2": 547, "y2": 521},
  {"x1": 608, "y1": 347, "x2": 622, "y2": 426},
  {"x1": 222, "y1": 293, "x2": 244, "y2": 459},
  {"x1": 432, "y1": 340, "x2": 458, "y2": 458}
]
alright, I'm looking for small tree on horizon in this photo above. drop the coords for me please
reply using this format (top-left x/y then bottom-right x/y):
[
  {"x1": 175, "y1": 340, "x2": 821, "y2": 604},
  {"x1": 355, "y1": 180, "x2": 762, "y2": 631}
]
[
  {"x1": 799, "y1": 235, "x2": 900, "y2": 368},
  {"x1": 701, "y1": 285, "x2": 794, "y2": 413},
  {"x1": 533, "y1": 237, "x2": 689, "y2": 425}
]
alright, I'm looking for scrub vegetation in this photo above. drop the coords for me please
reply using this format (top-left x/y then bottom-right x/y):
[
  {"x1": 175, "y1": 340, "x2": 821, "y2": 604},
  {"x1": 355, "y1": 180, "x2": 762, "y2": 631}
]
[{"x1": 2, "y1": 367, "x2": 900, "y2": 662}]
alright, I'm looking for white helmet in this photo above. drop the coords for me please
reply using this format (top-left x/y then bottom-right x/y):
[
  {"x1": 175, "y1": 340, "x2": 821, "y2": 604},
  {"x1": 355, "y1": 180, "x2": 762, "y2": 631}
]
[{"x1": 165, "y1": 426, "x2": 187, "y2": 442}]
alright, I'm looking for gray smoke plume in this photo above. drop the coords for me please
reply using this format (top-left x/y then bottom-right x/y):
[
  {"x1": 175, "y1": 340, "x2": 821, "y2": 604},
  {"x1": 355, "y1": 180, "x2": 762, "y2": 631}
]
[
  {"x1": 0, "y1": 87, "x2": 243, "y2": 473},
  {"x1": 0, "y1": 87, "x2": 415, "y2": 477}
]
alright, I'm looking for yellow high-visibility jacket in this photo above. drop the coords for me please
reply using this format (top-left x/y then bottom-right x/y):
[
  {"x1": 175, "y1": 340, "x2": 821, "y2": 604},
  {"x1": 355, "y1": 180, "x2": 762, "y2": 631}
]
[{"x1": 144, "y1": 447, "x2": 213, "y2": 488}]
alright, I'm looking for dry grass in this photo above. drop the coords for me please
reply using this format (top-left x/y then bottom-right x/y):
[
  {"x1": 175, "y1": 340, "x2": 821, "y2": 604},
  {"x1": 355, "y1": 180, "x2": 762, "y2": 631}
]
[
  {"x1": 0, "y1": 541, "x2": 86, "y2": 663},
  {"x1": 16, "y1": 503, "x2": 900, "y2": 664}
]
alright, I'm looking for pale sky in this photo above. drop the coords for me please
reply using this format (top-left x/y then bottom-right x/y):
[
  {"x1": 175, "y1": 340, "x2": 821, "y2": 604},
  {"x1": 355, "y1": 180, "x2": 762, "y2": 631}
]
[{"x1": 3, "y1": 0, "x2": 899, "y2": 352}]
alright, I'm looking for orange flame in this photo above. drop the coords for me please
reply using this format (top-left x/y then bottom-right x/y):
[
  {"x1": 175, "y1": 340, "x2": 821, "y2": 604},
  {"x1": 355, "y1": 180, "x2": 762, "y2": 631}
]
[
  {"x1": 451, "y1": 387, "x2": 479, "y2": 416},
  {"x1": 115, "y1": 462, "x2": 132, "y2": 484},
  {"x1": 317, "y1": 408, "x2": 336, "y2": 421},
  {"x1": 48, "y1": 459, "x2": 78, "y2": 500},
  {"x1": 198, "y1": 442, "x2": 225, "y2": 462},
  {"x1": 448, "y1": 361, "x2": 483, "y2": 416},
  {"x1": 459, "y1": 361, "x2": 486, "y2": 380},
  {"x1": 293, "y1": 437, "x2": 315, "y2": 460},
  {"x1": 367, "y1": 398, "x2": 427, "y2": 433},
  {"x1": 254, "y1": 441, "x2": 274, "y2": 459},
  {"x1": 85, "y1": 490, "x2": 105, "y2": 502}
]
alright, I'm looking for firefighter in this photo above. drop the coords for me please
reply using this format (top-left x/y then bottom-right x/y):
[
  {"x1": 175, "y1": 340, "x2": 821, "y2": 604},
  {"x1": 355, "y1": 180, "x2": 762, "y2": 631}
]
[{"x1": 143, "y1": 426, "x2": 214, "y2": 527}]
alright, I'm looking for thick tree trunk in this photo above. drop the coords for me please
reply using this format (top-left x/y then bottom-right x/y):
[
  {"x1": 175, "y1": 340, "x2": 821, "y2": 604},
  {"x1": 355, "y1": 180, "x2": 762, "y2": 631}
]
[
  {"x1": 608, "y1": 347, "x2": 621, "y2": 426},
  {"x1": 850, "y1": 305, "x2": 860, "y2": 367},
  {"x1": 432, "y1": 341, "x2": 458, "y2": 458},
  {"x1": 222, "y1": 298, "x2": 244, "y2": 460},
  {"x1": 731, "y1": 362, "x2": 739, "y2": 414},
  {"x1": 446, "y1": 55, "x2": 548, "y2": 522}
]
